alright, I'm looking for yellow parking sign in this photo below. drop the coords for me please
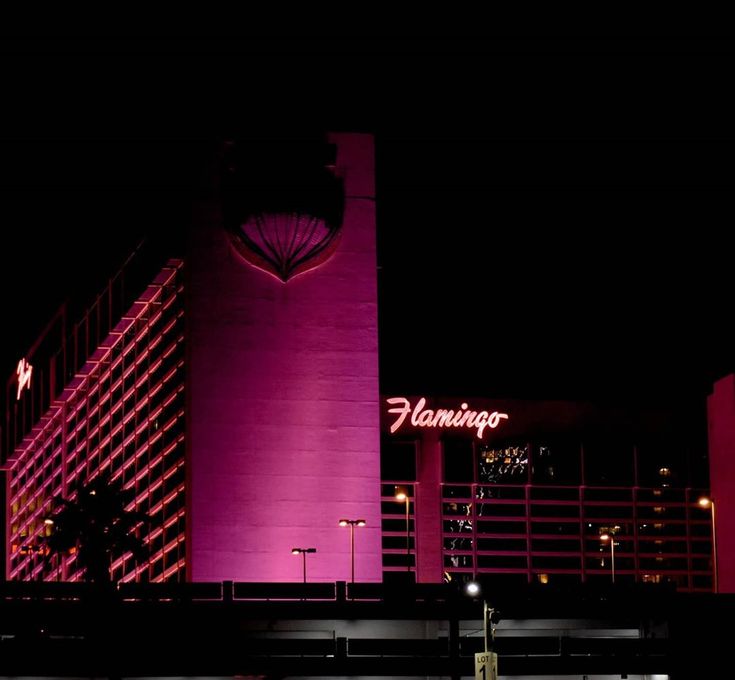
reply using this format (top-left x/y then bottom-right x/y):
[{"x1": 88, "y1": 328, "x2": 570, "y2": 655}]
[{"x1": 474, "y1": 651, "x2": 498, "y2": 680}]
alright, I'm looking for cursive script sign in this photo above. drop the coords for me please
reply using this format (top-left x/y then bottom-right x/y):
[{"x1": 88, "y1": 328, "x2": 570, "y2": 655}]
[
  {"x1": 16, "y1": 358, "x2": 33, "y2": 400},
  {"x1": 386, "y1": 397, "x2": 508, "y2": 439}
]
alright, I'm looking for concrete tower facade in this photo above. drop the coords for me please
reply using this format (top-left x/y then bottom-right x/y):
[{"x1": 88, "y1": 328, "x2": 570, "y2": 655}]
[{"x1": 187, "y1": 134, "x2": 382, "y2": 582}]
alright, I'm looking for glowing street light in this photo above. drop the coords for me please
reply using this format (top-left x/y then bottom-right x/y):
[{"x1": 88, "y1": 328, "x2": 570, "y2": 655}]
[
  {"x1": 339, "y1": 519, "x2": 365, "y2": 585},
  {"x1": 291, "y1": 547, "x2": 316, "y2": 583},
  {"x1": 465, "y1": 580, "x2": 500, "y2": 678},
  {"x1": 698, "y1": 496, "x2": 718, "y2": 593},
  {"x1": 394, "y1": 487, "x2": 411, "y2": 571},
  {"x1": 466, "y1": 581, "x2": 480, "y2": 597}
]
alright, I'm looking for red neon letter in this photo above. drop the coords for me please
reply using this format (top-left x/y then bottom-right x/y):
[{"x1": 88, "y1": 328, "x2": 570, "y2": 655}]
[
  {"x1": 386, "y1": 397, "x2": 412, "y2": 433},
  {"x1": 16, "y1": 358, "x2": 33, "y2": 400}
]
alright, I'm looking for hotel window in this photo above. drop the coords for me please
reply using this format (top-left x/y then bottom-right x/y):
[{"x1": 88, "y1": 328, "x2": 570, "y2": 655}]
[
  {"x1": 380, "y1": 438, "x2": 416, "y2": 481},
  {"x1": 478, "y1": 443, "x2": 529, "y2": 484},
  {"x1": 584, "y1": 439, "x2": 634, "y2": 486},
  {"x1": 443, "y1": 438, "x2": 474, "y2": 483},
  {"x1": 531, "y1": 441, "x2": 581, "y2": 485},
  {"x1": 637, "y1": 440, "x2": 687, "y2": 488}
]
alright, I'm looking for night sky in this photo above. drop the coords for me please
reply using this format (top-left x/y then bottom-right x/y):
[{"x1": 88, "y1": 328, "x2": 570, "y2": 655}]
[{"x1": 1, "y1": 34, "x2": 734, "y2": 414}]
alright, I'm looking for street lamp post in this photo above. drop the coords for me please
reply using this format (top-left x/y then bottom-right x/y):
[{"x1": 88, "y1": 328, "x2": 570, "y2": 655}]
[
  {"x1": 395, "y1": 487, "x2": 411, "y2": 571},
  {"x1": 466, "y1": 581, "x2": 499, "y2": 677},
  {"x1": 339, "y1": 519, "x2": 366, "y2": 584},
  {"x1": 291, "y1": 547, "x2": 316, "y2": 583},
  {"x1": 600, "y1": 531, "x2": 617, "y2": 583},
  {"x1": 698, "y1": 496, "x2": 718, "y2": 593},
  {"x1": 43, "y1": 517, "x2": 59, "y2": 581}
]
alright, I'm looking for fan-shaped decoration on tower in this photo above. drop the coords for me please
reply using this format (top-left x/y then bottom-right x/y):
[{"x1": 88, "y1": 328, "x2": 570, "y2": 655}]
[
  {"x1": 230, "y1": 211, "x2": 341, "y2": 283},
  {"x1": 221, "y1": 137, "x2": 345, "y2": 282}
]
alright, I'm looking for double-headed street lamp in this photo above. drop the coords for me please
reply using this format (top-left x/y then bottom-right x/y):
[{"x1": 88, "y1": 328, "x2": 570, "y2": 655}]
[
  {"x1": 698, "y1": 496, "x2": 718, "y2": 593},
  {"x1": 394, "y1": 487, "x2": 411, "y2": 571},
  {"x1": 339, "y1": 519, "x2": 365, "y2": 584},
  {"x1": 291, "y1": 547, "x2": 316, "y2": 583}
]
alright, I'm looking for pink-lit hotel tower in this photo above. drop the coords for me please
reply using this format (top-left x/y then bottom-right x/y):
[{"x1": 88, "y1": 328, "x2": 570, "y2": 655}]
[
  {"x1": 3, "y1": 133, "x2": 733, "y2": 592},
  {"x1": 3, "y1": 133, "x2": 380, "y2": 584}
]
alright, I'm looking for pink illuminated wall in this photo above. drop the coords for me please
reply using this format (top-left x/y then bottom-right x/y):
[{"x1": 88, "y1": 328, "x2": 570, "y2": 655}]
[
  {"x1": 708, "y1": 374, "x2": 735, "y2": 592},
  {"x1": 5, "y1": 261, "x2": 186, "y2": 583},
  {"x1": 188, "y1": 134, "x2": 381, "y2": 582},
  {"x1": 415, "y1": 433, "x2": 443, "y2": 583}
]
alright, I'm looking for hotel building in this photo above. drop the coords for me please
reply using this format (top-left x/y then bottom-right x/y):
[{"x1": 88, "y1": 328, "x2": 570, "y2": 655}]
[{"x1": 2, "y1": 133, "x2": 731, "y2": 595}]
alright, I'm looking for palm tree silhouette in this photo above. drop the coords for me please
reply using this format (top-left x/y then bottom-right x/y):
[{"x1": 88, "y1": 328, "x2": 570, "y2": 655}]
[{"x1": 46, "y1": 475, "x2": 149, "y2": 583}]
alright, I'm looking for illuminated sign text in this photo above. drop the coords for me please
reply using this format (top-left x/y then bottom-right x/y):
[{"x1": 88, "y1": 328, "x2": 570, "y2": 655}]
[
  {"x1": 16, "y1": 358, "x2": 33, "y2": 400},
  {"x1": 387, "y1": 397, "x2": 508, "y2": 439}
]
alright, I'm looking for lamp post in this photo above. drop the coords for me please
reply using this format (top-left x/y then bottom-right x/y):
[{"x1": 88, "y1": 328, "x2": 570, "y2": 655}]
[
  {"x1": 599, "y1": 531, "x2": 617, "y2": 583},
  {"x1": 466, "y1": 580, "x2": 499, "y2": 678},
  {"x1": 465, "y1": 582, "x2": 491, "y2": 652},
  {"x1": 395, "y1": 487, "x2": 411, "y2": 571},
  {"x1": 291, "y1": 547, "x2": 316, "y2": 583},
  {"x1": 339, "y1": 519, "x2": 365, "y2": 584},
  {"x1": 698, "y1": 496, "x2": 718, "y2": 593},
  {"x1": 44, "y1": 518, "x2": 61, "y2": 581}
]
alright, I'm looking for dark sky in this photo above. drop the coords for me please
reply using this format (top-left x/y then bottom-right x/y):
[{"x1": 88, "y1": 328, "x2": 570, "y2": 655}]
[{"x1": 1, "y1": 34, "x2": 734, "y2": 410}]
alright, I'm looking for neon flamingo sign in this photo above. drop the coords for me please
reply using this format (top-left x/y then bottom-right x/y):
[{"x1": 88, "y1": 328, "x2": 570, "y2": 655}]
[
  {"x1": 386, "y1": 397, "x2": 509, "y2": 439},
  {"x1": 16, "y1": 358, "x2": 33, "y2": 400}
]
